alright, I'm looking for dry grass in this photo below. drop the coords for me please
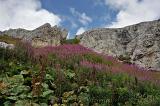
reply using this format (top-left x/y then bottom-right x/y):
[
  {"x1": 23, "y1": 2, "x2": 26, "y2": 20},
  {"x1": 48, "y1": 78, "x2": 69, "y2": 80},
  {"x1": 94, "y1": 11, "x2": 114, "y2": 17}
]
[{"x1": 0, "y1": 35, "x2": 20, "y2": 45}]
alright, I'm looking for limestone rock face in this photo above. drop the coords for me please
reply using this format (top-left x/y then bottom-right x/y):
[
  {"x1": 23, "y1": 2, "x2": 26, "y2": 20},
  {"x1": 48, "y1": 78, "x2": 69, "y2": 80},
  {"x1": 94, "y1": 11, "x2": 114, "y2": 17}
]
[
  {"x1": 1, "y1": 23, "x2": 68, "y2": 47},
  {"x1": 0, "y1": 42, "x2": 14, "y2": 49},
  {"x1": 76, "y1": 20, "x2": 160, "y2": 71}
]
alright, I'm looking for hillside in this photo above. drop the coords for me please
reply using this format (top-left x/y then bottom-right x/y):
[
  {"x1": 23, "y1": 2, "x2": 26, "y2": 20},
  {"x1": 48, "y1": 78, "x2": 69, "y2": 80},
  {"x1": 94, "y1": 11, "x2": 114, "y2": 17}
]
[
  {"x1": 76, "y1": 19, "x2": 160, "y2": 71},
  {"x1": 0, "y1": 36, "x2": 160, "y2": 106}
]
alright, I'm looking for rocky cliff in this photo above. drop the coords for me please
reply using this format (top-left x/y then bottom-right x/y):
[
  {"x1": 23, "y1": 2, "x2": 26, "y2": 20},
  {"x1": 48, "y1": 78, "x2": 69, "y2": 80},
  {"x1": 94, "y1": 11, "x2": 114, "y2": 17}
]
[
  {"x1": 76, "y1": 19, "x2": 160, "y2": 71},
  {"x1": 0, "y1": 23, "x2": 68, "y2": 47}
]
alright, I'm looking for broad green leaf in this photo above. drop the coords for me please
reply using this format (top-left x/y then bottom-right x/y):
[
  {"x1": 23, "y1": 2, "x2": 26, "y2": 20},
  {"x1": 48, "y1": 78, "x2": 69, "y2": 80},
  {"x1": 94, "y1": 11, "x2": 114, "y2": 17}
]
[
  {"x1": 64, "y1": 70, "x2": 75, "y2": 79},
  {"x1": 15, "y1": 100, "x2": 40, "y2": 106},
  {"x1": 3, "y1": 75, "x2": 24, "y2": 85},
  {"x1": 10, "y1": 85, "x2": 30, "y2": 95},
  {"x1": 42, "y1": 83, "x2": 49, "y2": 89},
  {"x1": 45, "y1": 74, "x2": 55, "y2": 81},
  {"x1": 7, "y1": 96, "x2": 18, "y2": 100},
  {"x1": 40, "y1": 103, "x2": 48, "y2": 106},
  {"x1": 3, "y1": 101, "x2": 12, "y2": 106},
  {"x1": 41, "y1": 90, "x2": 54, "y2": 98},
  {"x1": 20, "y1": 70, "x2": 30, "y2": 75}
]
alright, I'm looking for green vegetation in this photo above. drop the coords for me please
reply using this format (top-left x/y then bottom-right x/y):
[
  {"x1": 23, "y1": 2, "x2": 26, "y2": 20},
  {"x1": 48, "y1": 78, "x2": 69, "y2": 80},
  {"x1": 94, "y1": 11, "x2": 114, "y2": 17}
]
[
  {"x1": 61, "y1": 38, "x2": 80, "y2": 44},
  {"x1": 0, "y1": 39, "x2": 160, "y2": 106},
  {"x1": 0, "y1": 35, "x2": 20, "y2": 45}
]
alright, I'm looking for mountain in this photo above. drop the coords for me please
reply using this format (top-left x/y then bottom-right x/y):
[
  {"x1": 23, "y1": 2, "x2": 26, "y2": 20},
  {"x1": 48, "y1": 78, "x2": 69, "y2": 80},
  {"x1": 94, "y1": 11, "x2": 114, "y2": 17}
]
[
  {"x1": 1, "y1": 20, "x2": 160, "y2": 71},
  {"x1": 76, "y1": 19, "x2": 160, "y2": 71},
  {"x1": 0, "y1": 23, "x2": 68, "y2": 47},
  {"x1": 0, "y1": 21, "x2": 160, "y2": 105}
]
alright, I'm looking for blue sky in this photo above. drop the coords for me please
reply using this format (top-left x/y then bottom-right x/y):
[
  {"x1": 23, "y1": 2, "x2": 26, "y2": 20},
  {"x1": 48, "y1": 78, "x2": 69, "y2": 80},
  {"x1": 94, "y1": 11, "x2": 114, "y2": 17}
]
[
  {"x1": 40, "y1": 0, "x2": 118, "y2": 38},
  {"x1": 0, "y1": 0, "x2": 160, "y2": 38}
]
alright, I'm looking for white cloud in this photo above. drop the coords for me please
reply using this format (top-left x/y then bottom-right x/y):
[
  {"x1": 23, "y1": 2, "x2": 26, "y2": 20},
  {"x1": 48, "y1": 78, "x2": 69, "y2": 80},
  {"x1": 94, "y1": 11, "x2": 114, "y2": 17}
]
[
  {"x1": 105, "y1": 0, "x2": 160, "y2": 28},
  {"x1": 0, "y1": 0, "x2": 61, "y2": 31},
  {"x1": 93, "y1": 0, "x2": 104, "y2": 6},
  {"x1": 61, "y1": 16, "x2": 78, "y2": 29},
  {"x1": 76, "y1": 27, "x2": 86, "y2": 35},
  {"x1": 79, "y1": 13, "x2": 92, "y2": 25},
  {"x1": 70, "y1": 8, "x2": 92, "y2": 25},
  {"x1": 66, "y1": 32, "x2": 71, "y2": 39}
]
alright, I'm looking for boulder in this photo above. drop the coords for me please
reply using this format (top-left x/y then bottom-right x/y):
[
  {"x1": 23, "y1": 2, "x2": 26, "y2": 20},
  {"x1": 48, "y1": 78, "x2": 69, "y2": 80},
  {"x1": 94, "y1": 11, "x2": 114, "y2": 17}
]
[{"x1": 0, "y1": 42, "x2": 14, "y2": 49}]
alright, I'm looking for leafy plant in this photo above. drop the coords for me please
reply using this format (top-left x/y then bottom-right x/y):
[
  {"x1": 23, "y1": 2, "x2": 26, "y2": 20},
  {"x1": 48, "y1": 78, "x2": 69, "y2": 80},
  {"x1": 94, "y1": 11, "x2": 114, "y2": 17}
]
[{"x1": 0, "y1": 39, "x2": 160, "y2": 105}]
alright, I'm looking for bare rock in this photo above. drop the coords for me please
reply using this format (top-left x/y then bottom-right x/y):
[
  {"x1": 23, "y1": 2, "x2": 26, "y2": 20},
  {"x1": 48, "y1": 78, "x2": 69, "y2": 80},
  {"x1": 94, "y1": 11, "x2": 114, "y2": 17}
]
[
  {"x1": 1, "y1": 23, "x2": 68, "y2": 47},
  {"x1": 76, "y1": 19, "x2": 160, "y2": 71},
  {"x1": 0, "y1": 42, "x2": 14, "y2": 49}
]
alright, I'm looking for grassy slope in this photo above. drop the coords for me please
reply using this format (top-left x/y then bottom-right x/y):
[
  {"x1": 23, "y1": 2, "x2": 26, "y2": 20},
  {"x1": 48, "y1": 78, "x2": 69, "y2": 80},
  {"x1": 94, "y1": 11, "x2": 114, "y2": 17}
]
[
  {"x1": 0, "y1": 35, "x2": 20, "y2": 45},
  {"x1": 0, "y1": 37, "x2": 160, "y2": 106}
]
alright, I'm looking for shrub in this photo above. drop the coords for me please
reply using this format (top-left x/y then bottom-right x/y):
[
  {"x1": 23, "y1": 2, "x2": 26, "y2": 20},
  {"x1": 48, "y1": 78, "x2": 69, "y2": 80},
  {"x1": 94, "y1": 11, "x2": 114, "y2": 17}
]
[
  {"x1": 61, "y1": 38, "x2": 80, "y2": 44},
  {"x1": 0, "y1": 40, "x2": 160, "y2": 105}
]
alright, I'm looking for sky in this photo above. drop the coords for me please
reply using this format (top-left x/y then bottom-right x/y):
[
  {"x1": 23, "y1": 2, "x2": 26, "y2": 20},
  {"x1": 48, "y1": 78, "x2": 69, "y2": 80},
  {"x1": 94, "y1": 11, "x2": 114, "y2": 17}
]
[{"x1": 0, "y1": 0, "x2": 160, "y2": 38}]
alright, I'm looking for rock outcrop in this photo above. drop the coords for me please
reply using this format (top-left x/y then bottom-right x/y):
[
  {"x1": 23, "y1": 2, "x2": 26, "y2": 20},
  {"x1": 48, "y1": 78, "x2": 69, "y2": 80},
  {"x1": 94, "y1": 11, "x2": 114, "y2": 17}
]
[
  {"x1": 76, "y1": 19, "x2": 160, "y2": 71},
  {"x1": 0, "y1": 42, "x2": 14, "y2": 49},
  {"x1": 0, "y1": 23, "x2": 68, "y2": 47},
  {"x1": 0, "y1": 31, "x2": 2, "y2": 35}
]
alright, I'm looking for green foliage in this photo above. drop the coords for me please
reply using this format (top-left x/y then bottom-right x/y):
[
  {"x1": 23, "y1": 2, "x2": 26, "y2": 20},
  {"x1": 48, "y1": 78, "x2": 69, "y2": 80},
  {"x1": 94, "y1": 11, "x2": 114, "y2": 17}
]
[
  {"x1": 136, "y1": 95, "x2": 160, "y2": 106},
  {"x1": 78, "y1": 93, "x2": 90, "y2": 105},
  {"x1": 0, "y1": 48, "x2": 15, "y2": 61},
  {"x1": 0, "y1": 40, "x2": 160, "y2": 106},
  {"x1": 64, "y1": 69, "x2": 76, "y2": 80},
  {"x1": 61, "y1": 38, "x2": 80, "y2": 44},
  {"x1": 84, "y1": 53, "x2": 113, "y2": 66}
]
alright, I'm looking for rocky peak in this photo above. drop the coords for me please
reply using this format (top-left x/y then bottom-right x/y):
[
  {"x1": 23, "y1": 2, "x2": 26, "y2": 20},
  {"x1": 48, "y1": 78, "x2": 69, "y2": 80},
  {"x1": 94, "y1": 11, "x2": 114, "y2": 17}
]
[
  {"x1": 37, "y1": 23, "x2": 51, "y2": 29},
  {"x1": 0, "y1": 31, "x2": 2, "y2": 35},
  {"x1": 0, "y1": 23, "x2": 68, "y2": 47},
  {"x1": 76, "y1": 19, "x2": 160, "y2": 71},
  {"x1": 34, "y1": 23, "x2": 52, "y2": 33}
]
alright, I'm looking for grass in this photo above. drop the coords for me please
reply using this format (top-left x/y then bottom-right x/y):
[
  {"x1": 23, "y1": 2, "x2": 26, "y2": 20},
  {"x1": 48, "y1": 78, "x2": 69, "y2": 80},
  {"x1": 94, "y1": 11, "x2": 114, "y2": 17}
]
[
  {"x1": 0, "y1": 39, "x2": 160, "y2": 105},
  {"x1": 0, "y1": 35, "x2": 20, "y2": 45}
]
